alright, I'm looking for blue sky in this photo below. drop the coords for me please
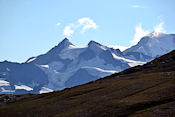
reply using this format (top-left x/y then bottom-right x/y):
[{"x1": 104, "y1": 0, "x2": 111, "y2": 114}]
[{"x1": 0, "y1": 0, "x2": 175, "y2": 62}]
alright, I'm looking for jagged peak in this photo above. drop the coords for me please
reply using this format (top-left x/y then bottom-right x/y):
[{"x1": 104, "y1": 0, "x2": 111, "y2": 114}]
[
  {"x1": 46, "y1": 38, "x2": 74, "y2": 54},
  {"x1": 87, "y1": 40, "x2": 108, "y2": 53},
  {"x1": 88, "y1": 40, "x2": 102, "y2": 47},
  {"x1": 58, "y1": 38, "x2": 74, "y2": 47}
]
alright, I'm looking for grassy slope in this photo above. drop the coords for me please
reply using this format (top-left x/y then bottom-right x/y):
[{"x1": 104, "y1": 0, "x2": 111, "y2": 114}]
[{"x1": 0, "y1": 50, "x2": 175, "y2": 117}]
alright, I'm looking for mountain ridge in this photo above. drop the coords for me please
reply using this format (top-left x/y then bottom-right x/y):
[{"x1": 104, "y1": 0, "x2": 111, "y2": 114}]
[
  {"x1": 0, "y1": 33, "x2": 175, "y2": 94},
  {"x1": 124, "y1": 32, "x2": 175, "y2": 57}
]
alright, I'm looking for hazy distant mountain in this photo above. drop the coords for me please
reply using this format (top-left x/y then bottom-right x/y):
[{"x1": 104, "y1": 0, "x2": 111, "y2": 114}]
[{"x1": 0, "y1": 32, "x2": 175, "y2": 94}]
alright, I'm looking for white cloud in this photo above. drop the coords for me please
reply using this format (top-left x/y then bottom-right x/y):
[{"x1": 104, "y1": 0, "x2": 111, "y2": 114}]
[
  {"x1": 108, "y1": 45, "x2": 128, "y2": 51},
  {"x1": 63, "y1": 24, "x2": 74, "y2": 37},
  {"x1": 63, "y1": 17, "x2": 98, "y2": 37},
  {"x1": 78, "y1": 17, "x2": 98, "y2": 33},
  {"x1": 56, "y1": 22, "x2": 61, "y2": 26},
  {"x1": 154, "y1": 21, "x2": 166, "y2": 33},
  {"x1": 130, "y1": 18, "x2": 167, "y2": 46},
  {"x1": 154, "y1": 16, "x2": 166, "y2": 34},
  {"x1": 130, "y1": 23, "x2": 150, "y2": 46}
]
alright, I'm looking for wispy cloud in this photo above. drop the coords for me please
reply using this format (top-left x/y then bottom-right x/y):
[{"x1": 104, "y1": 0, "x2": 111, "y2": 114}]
[
  {"x1": 63, "y1": 17, "x2": 98, "y2": 37},
  {"x1": 155, "y1": 16, "x2": 165, "y2": 33},
  {"x1": 130, "y1": 23, "x2": 150, "y2": 46},
  {"x1": 130, "y1": 19, "x2": 166, "y2": 46},
  {"x1": 154, "y1": 21, "x2": 166, "y2": 33},
  {"x1": 63, "y1": 24, "x2": 74, "y2": 37},
  {"x1": 130, "y1": 5, "x2": 144, "y2": 8},
  {"x1": 56, "y1": 22, "x2": 61, "y2": 26}
]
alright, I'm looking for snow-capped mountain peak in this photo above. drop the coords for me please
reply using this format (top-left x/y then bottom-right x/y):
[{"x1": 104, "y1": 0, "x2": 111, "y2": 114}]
[
  {"x1": 88, "y1": 40, "x2": 102, "y2": 46},
  {"x1": 88, "y1": 40, "x2": 107, "y2": 53},
  {"x1": 1, "y1": 34, "x2": 175, "y2": 94},
  {"x1": 57, "y1": 38, "x2": 74, "y2": 48},
  {"x1": 124, "y1": 33, "x2": 175, "y2": 57},
  {"x1": 45, "y1": 38, "x2": 75, "y2": 55},
  {"x1": 148, "y1": 31, "x2": 165, "y2": 38}
]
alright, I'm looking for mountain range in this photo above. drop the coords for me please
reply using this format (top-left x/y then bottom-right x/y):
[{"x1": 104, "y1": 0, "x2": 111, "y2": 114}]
[
  {"x1": 0, "y1": 32, "x2": 175, "y2": 94},
  {"x1": 0, "y1": 48, "x2": 175, "y2": 117}
]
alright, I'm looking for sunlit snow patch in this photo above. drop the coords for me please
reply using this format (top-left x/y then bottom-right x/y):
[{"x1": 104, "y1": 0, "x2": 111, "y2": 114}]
[
  {"x1": 0, "y1": 80, "x2": 10, "y2": 86},
  {"x1": 112, "y1": 53, "x2": 145, "y2": 67},
  {"x1": 82, "y1": 66, "x2": 117, "y2": 77},
  {"x1": 40, "y1": 64, "x2": 49, "y2": 68},
  {"x1": 14, "y1": 85, "x2": 33, "y2": 91},
  {"x1": 1, "y1": 87, "x2": 15, "y2": 93},
  {"x1": 27, "y1": 57, "x2": 36, "y2": 63},
  {"x1": 39, "y1": 87, "x2": 53, "y2": 94},
  {"x1": 59, "y1": 45, "x2": 87, "y2": 60}
]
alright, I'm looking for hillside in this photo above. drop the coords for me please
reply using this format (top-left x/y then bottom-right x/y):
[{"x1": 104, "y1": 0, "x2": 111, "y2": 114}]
[{"x1": 0, "y1": 50, "x2": 175, "y2": 117}]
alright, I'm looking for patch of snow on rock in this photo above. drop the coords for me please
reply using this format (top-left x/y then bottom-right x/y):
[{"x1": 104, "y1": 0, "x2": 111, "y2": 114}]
[
  {"x1": 82, "y1": 66, "x2": 117, "y2": 77},
  {"x1": 14, "y1": 85, "x2": 33, "y2": 91},
  {"x1": 0, "y1": 80, "x2": 10, "y2": 86},
  {"x1": 39, "y1": 87, "x2": 53, "y2": 94},
  {"x1": 112, "y1": 53, "x2": 145, "y2": 67}
]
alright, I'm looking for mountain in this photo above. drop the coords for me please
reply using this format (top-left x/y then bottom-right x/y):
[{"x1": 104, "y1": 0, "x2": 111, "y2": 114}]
[
  {"x1": 0, "y1": 38, "x2": 144, "y2": 94},
  {"x1": 0, "y1": 50, "x2": 174, "y2": 117},
  {"x1": 0, "y1": 32, "x2": 175, "y2": 94},
  {"x1": 124, "y1": 32, "x2": 175, "y2": 58}
]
